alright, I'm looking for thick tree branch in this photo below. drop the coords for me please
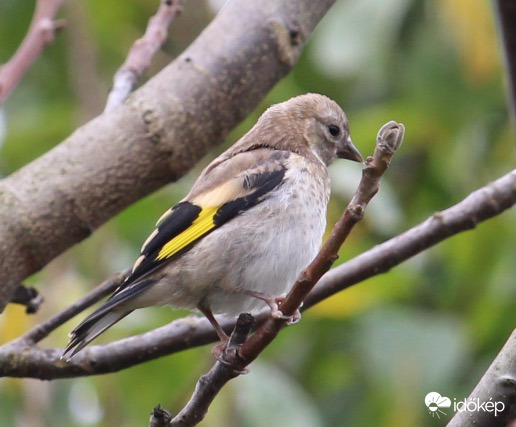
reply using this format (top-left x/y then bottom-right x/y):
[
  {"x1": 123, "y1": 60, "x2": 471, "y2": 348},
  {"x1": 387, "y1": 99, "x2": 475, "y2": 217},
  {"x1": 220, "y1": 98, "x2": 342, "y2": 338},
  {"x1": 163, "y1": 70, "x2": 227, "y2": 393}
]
[
  {"x1": 0, "y1": 0, "x2": 66, "y2": 104},
  {"x1": 0, "y1": 169, "x2": 513, "y2": 380},
  {"x1": 0, "y1": 0, "x2": 337, "y2": 312},
  {"x1": 447, "y1": 329, "x2": 516, "y2": 427},
  {"x1": 105, "y1": 0, "x2": 183, "y2": 112}
]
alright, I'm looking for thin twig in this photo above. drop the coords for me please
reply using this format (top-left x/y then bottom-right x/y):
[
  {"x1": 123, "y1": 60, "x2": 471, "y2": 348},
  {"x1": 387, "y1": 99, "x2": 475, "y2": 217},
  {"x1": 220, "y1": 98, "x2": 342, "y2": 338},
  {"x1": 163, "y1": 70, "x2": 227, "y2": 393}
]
[
  {"x1": 104, "y1": 0, "x2": 183, "y2": 111},
  {"x1": 0, "y1": 0, "x2": 66, "y2": 104},
  {"x1": 0, "y1": 169, "x2": 514, "y2": 380},
  {"x1": 22, "y1": 270, "x2": 129, "y2": 344},
  {"x1": 0, "y1": 313, "x2": 236, "y2": 379}
]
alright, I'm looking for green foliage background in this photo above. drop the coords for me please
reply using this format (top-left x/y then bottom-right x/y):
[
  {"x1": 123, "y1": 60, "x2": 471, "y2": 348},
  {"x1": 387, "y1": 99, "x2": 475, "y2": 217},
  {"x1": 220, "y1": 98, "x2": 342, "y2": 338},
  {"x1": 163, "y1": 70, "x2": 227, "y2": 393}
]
[{"x1": 0, "y1": 0, "x2": 514, "y2": 426}]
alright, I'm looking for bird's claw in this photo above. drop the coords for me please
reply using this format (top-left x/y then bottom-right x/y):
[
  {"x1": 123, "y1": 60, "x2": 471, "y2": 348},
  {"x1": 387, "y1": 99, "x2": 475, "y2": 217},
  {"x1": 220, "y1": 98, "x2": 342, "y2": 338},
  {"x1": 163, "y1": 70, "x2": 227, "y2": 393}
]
[
  {"x1": 212, "y1": 339, "x2": 249, "y2": 375},
  {"x1": 266, "y1": 297, "x2": 302, "y2": 325}
]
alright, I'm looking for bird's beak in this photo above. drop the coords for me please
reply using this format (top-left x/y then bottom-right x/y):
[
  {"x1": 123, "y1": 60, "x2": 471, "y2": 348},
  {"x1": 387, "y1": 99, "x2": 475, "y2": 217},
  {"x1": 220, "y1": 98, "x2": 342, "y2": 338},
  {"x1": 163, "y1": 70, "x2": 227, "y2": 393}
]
[{"x1": 337, "y1": 137, "x2": 363, "y2": 163}]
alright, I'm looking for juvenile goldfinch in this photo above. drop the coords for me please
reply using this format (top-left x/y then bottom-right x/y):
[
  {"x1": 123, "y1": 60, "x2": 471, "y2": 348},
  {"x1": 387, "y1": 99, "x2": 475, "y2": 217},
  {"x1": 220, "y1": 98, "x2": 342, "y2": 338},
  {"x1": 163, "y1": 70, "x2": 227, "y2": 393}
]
[{"x1": 63, "y1": 93, "x2": 363, "y2": 359}]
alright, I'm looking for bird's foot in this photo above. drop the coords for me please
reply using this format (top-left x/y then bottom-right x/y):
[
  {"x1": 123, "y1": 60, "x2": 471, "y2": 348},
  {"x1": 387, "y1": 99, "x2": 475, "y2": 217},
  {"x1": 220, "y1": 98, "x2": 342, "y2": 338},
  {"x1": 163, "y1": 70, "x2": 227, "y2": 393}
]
[
  {"x1": 245, "y1": 291, "x2": 302, "y2": 325},
  {"x1": 212, "y1": 343, "x2": 249, "y2": 374},
  {"x1": 211, "y1": 337, "x2": 229, "y2": 362}
]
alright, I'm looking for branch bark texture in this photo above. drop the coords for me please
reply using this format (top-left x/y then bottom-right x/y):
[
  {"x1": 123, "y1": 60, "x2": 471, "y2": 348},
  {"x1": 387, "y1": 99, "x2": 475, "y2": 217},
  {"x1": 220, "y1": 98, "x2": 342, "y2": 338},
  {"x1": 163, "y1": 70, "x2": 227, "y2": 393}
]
[
  {"x1": 447, "y1": 329, "x2": 516, "y2": 427},
  {"x1": 0, "y1": 0, "x2": 336, "y2": 312},
  {"x1": 169, "y1": 314, "x2": 255, "y2": 426}
]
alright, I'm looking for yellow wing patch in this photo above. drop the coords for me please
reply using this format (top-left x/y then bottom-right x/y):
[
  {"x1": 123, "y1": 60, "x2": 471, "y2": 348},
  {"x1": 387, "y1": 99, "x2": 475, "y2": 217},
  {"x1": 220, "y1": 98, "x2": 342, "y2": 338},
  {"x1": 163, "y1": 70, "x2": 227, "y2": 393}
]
[{"x1": 156, "y1": 206, "x2": 218, "y2": 261}]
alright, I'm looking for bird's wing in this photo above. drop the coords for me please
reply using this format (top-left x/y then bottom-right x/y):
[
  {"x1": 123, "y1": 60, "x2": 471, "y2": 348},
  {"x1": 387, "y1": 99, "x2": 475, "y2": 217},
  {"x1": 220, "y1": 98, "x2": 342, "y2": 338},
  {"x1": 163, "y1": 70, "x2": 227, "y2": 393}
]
[{"x1": 110, "y1": 149, "x2": 290, "y2": 300}]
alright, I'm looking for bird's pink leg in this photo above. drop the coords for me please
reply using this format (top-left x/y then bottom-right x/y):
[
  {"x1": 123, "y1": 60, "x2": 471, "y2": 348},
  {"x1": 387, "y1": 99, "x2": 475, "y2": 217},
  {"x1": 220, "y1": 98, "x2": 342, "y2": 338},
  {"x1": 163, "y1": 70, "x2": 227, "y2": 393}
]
[
  {"x1": 244, "y1": 290, "x2": 301, "y2": 325},
  {"x1": 197, "y1": 304, "x2": 230, "y2": 360}
]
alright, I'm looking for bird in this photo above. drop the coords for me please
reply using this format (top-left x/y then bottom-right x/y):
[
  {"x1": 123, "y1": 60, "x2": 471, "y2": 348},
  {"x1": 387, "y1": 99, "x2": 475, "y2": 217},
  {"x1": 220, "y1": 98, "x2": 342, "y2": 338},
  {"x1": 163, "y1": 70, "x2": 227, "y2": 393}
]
[{"x1": 63, "y1": 93, "x2": 363, "y2": 360}]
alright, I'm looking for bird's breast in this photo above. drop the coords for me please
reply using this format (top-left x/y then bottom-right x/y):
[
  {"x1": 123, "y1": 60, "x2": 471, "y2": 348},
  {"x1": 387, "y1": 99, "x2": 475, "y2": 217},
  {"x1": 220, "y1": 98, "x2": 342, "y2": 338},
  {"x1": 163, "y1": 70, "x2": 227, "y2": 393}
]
[{"x1": 205, "y1": 160, "x2": 330, "y2": 314}]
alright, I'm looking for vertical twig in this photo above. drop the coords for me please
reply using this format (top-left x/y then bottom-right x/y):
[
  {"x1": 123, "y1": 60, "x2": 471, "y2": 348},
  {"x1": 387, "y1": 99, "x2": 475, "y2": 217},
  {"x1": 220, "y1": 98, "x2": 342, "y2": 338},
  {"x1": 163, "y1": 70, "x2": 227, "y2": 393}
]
[{"x1": 239, "y1": 121, "x2": 405, "y2": 363}]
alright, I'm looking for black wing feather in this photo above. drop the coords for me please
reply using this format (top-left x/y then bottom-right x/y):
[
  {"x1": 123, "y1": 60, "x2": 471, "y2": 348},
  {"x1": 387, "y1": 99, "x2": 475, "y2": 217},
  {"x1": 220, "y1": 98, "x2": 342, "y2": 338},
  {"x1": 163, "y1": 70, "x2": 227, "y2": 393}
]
[
  {"x1": 112, "y1": 164, "x2": 286, "y2": 299},
  {"x1": 120, "y1": 202, "x2": 202, "y2": 287},
  {"x1": 214, "y1": 169, "x2": 285, "y2": 225}
]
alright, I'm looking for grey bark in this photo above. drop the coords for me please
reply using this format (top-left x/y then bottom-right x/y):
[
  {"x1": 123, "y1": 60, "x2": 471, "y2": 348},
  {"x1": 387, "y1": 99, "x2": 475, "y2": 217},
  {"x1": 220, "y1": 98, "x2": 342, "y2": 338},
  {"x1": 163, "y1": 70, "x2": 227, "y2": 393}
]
[{"x1": 447, "y1": 329, "x2": 516, "y2": 427}]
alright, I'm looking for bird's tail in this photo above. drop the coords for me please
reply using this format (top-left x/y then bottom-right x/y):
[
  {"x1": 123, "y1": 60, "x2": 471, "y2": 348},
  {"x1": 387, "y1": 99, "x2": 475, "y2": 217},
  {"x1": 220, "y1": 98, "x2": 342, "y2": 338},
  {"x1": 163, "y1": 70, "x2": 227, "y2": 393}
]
[
  {"x1": 62, "y1": 308, "x2": 132, "y2": 361},
  {"x1": 62, "y1": 278, "x2": 156, "y2": 360}
]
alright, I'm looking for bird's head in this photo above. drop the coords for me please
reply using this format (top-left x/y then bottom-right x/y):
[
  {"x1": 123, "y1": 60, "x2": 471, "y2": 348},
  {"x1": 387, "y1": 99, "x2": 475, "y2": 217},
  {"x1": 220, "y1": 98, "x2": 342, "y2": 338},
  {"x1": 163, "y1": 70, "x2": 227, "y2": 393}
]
[{"x1": 257, "y1": 93, "x2": 363, "y2": 166}]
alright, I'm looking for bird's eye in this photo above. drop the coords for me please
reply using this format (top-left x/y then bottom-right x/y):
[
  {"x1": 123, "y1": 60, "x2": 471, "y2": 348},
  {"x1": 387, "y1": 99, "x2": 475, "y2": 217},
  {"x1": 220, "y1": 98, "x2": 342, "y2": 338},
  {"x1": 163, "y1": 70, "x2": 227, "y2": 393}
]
[{"x1": 328, "y1": 124, "x2": 340, "y2": 137}]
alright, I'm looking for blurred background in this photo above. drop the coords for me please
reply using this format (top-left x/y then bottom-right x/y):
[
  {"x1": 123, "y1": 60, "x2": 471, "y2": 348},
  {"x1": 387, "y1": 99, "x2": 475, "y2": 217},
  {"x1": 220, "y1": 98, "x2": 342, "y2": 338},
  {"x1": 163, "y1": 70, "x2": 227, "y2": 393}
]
[{"x1": 0, "y1": 0, "x2": 514, "y2": 426}]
